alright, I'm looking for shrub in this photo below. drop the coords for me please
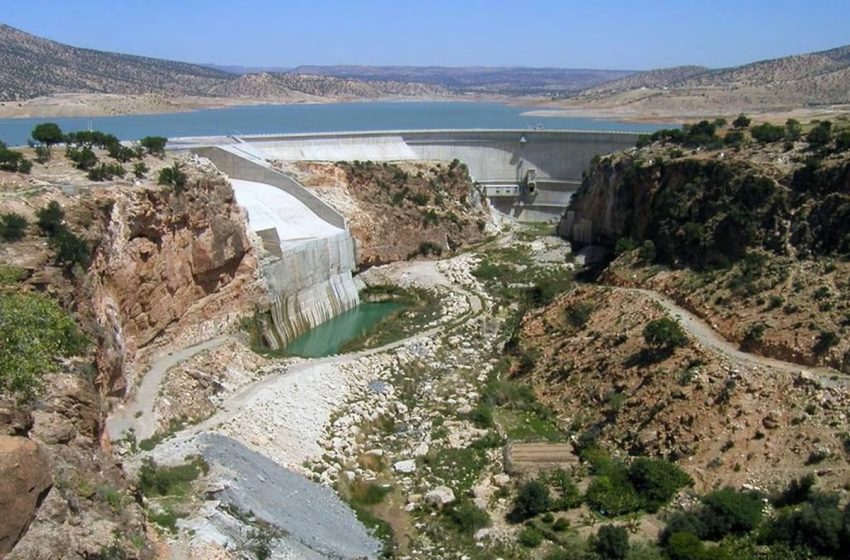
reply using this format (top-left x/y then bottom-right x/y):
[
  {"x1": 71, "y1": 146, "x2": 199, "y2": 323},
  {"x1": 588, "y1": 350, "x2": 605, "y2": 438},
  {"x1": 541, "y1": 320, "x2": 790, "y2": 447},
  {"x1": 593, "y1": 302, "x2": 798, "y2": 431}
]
[
  {"x1": 107, "y1": 142, "x2": 136, "y2": 163},
  {"x1": 806, "y1": 121, "x2": 833, "y2": 148},
  {"x1": 31, "y1": 123, "x2": 64, "y2": 146},
  {"x1": 66, "y1": 146, "x2": 98, "y2": 170},
  {"x1": 723, "y1": 131, "x2": 745, "y2": 147},
  {"x1": 585, "y1": 474, "x2": 641, "y2": 516},
  {"x1": 0, "y1": 212, "x2": 28, "y2": 241},
  {"x1": 664, "y1": 532, "x2": 707, "y2": 560},
  {"x1": 835, "y1": 130, "x2": 850, "y2": 152},
  {"x1": 445, "y1": 501, "x2": 491, "y2": 535},
  {"x1": 517, "y1": 526, "x2": 543, "y2": 547},
  {"x1": 36, "y1": 201, "x2": 64, "y2": 236},
  {"x1": 565, "y1": 301, "x2": 594, "y2": 329},
  {"x1": 814, "y1": 330, "x2": 839, "y2": 355},
  {"x1": 762, "y1": 492, "x2": 848, "y2": 557},
  {"x1": 34, "y1": 144, "x2": 51, "y2": 163},
  {"x1": 750, "y1": 123, "x2": 786, "y2": 143},
  {"x1": 0, "y1": 142, "x2": 32, "y2": 173},
  {"x1": 469, "y1": 402, "x2": 494, "y2": 428},
  {"x1": 699, "y1": 487, "x2": 764, "y2": 539},
  {"x1": 138, "y1": 456, "x2": 207, "y2": 497},
  {"x1": 643, "y1": 318, "x2": 687, "y2": 351},
  {"x1": 50, "y1": 228, "x2": 90, "y2": 269},
  {"x1": 615, "y1": 237, "x2": 638, "y2": 255},
  {"x1": 549, "y1": 469, "x2": 582, "y2": 510},
  {"x1": 732, "y1": 114, "x2": 752, "y2": 129},
  {"x1": 552, "y1": 517, "x2": 569, "y2": 532},
  {"x1": 510, "y1": 481, "x2": 551, "y2": 522},
  {"x1": 785, "y1": 119, "x2": 802, "y2": 141},
  {"x1": 0, "y1": 291, "x2": 87, "y2": 400},
  {"x1": 627, "y1": 458, "x2": 693, "y2": 512},
  {"x1": 592, "y1": 525, "x2": 630, "y2": 559},
  {"x1": 87, "y1": 162, "x2": 126, "y2": 181},
  {"x1": 140, "y1": 136, "x2": 167, "y2": 156},
  {"x1": 158, "y1": 163, "x2": 188, "y2": 192},
  {"x1": 772, "y1": 474, "x2": 816, "y2": 507},
  {"x1": 132, "y1": 161, "x2": 149, "y2": 178},
  {"x1": 638, "y1": 240, "x2": 656, "y2": 262}
]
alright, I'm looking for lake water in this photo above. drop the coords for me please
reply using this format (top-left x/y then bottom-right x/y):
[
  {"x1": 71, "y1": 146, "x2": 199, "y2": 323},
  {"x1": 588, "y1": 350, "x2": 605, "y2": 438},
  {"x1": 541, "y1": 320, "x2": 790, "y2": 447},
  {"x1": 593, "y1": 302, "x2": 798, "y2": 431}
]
[
  {"x1": 283, "y1": 301, "x2": 404, "y2": 358},
  {"x1": 0, "y1": 101, "x2": 660, "y2": 146}
]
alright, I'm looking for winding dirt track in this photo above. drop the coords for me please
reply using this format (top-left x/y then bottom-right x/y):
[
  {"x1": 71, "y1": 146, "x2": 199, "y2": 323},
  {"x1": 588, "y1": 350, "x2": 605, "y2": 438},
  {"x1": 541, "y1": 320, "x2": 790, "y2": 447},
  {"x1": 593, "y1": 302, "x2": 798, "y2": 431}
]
[{"x1": 615, "y1": 286, "x2": 842, "y2": 381}]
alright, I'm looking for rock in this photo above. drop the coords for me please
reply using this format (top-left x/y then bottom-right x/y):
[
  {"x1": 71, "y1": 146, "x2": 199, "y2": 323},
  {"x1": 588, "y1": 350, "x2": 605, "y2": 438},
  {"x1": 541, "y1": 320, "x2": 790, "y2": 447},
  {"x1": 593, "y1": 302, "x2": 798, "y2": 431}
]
[
  {"x1": 424, "y1": 486, "x2": 456, "y2": 508},
  {"x1": 0, "y1": 436, "x2": 52, "y2": 554},
  {"x1": 492, "y1": 474, "x2": 510, "y2": 487},
  {"x1": 413, "y1": 442, "x2": 430, "y2": 457},
  {"x1": 762, "y1": 413, "x2": 780, "y2": 429},
  {"x1": 393, "y1": 459, "x2": 417, "y2": 474},
  {"x1": 474, "y1": 528, "x2": 491, "y2": 541}
]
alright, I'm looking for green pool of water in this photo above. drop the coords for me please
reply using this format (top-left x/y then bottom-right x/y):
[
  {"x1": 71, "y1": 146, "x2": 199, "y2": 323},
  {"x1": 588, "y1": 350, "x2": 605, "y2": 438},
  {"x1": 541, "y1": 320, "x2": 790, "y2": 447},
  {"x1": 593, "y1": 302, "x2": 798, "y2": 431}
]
[{"x1": 283, "y1": 302, "x2": 405, "y2": 358}]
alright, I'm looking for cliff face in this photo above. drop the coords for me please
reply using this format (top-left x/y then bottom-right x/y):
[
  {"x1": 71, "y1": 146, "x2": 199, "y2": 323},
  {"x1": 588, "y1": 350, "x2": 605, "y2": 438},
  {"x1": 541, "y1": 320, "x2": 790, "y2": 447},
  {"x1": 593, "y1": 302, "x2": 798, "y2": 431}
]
[{"x1": 86, "y1": 175, "x2": 260, "y2": 396}]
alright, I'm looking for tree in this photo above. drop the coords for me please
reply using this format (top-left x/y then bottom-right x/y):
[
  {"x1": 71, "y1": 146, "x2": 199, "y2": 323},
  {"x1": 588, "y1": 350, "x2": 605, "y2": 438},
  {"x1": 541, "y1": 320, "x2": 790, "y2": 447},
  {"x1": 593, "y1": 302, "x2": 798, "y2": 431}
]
[
  {"x1": 31, "y1": 123, "x2": 64, "y2": 147},
  {"x1": 785, "y1": 119, "x2": 802, "y2": 141},
  {"x1": 510, "y1": 481, "x2": 551, "y2": 522},
  {"x1": 66, "y1": 146, "x2": 98, "y2": 170},
  {"x1": 0, "y1": 212, "x2": 28, "y2": 241},
  {"x1": 732, "y1": 114, "x2": 752, "y2": 129},
  {"x1": 807, "y1": 121, "x2": 833, "y2": 148},
  {"x1": 750, "y1": 123, "x2": 786, "y2": 143},
  {"x1": 664, "y1": 532, "x2": 708, "y2": 560},
  {"x1": 0, "y1": 142, "x2": 33, "y2": 174},
  {"x1": 51, "y1": 229, "x2": 90, "y2": 269},
  {"x1": 699, "y1": 487, "x2": 764, "y2": 539},
  {"x1": 36, "y1": 201, "x2": 65, "y2": 236},
  {"x1": 835, "y1": 130, "x2": 850, "y2": 152},
  {"x1": 643, "y1": 318, "x2": 687, "y2": 352},
  {"x1": 158, "y1": 163, "x2": 188, "y2": 192},
  {"x1": 627, "y1": 458, "x2": 693, "y2": 512},
  {"x1": 133, "y1": 161, "x2": 149, "y2": 178},
  {"x1": 140, "y1": 136, "x2": 167, "y2": 156},
  {"x1": 592, "y1": 525, "x2": 630, "y2": 559}
]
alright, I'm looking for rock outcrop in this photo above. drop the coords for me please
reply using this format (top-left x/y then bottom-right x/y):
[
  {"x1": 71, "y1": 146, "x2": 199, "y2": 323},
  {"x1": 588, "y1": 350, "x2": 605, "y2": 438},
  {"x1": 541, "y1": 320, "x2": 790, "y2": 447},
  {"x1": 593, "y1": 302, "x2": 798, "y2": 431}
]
[
  {"x1": 86, "y1": 174, "x2": 260, "y2": 396},
  {"x1": 0, "y1": 436, "x2": 51, "y2": 556}
]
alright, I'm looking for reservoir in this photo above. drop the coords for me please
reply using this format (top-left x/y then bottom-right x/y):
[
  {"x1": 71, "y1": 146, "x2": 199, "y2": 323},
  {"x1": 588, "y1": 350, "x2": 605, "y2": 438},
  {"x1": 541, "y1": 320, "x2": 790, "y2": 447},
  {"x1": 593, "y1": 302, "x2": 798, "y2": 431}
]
[
  {"x1": 0, "y1": 101, "x2": 660, "y2": 146},
  {"x1": 283, "y1": 301, "x2": 404, "y2": 358}
]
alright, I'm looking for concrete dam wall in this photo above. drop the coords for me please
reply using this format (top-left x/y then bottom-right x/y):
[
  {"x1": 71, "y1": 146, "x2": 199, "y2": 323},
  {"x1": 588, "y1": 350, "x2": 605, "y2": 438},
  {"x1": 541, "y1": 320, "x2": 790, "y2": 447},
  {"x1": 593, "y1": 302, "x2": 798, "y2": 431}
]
[
  {"x1": 194, "y1": 146, "x2": 359, "y2": 348},
  {"x1": 229, "y1": 129, "x2": 641, "y2": 221}
]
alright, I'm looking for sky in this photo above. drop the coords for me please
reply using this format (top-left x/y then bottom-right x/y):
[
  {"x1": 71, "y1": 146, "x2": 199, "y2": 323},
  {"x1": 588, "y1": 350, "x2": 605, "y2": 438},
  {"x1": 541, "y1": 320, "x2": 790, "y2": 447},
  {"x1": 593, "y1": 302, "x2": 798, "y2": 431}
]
[{"x1": 2, "y1": 0, "x2": 849, "y2": 70}]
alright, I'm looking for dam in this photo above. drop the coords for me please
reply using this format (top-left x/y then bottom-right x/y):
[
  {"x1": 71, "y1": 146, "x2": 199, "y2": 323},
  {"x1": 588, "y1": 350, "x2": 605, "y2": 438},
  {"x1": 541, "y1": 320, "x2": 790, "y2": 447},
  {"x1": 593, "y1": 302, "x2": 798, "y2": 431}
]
[{"x1": 174, "y1": 129, "x2": 638, "y2": 345}]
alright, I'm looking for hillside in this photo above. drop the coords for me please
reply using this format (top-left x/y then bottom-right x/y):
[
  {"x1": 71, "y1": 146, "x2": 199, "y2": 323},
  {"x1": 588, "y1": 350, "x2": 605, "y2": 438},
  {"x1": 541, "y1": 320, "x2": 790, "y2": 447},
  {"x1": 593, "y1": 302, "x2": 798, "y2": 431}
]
[
  {"x1": 550, "y1": 44, "x2": 850, "y2": 118},
  {"x1": 289, "y1": 65, "x2": 635, "y2": 95},
  {"x1": 0, "y1": 24, "x2": 446, "y2": 104}
]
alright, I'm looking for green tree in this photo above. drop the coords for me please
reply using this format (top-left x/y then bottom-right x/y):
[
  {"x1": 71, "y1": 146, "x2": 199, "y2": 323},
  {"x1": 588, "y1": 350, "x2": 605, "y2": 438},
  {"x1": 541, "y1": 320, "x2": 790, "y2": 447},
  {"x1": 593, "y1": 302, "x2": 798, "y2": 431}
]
[
  {"x1": 0, "y1": 142, "x2": 33, "y2": 173},
  {"x1": 0, "y1": 291, "x2": 87, "y2": 400},
  {"x1": 700, "y1": 487, "x2": 764, "y2": 539},
  {"x1": 627, "y1": 458, "x2": 693, "y2": 512},
  {"x1": 31, "y1": 123, "x2": 64, "y2": 147},
  {"x1": 510, "y1": 480, "x2": 551, "y2": 522},
  {"x1": 50, "y1": 229, "x2": 90, "y2": 269},
  {"x1": 593, "y1": 525, "x2": 630, "y2": 559},
  {"x1": 835, "y1": 130, "x2": 850, "y2": 152},
  {"x1": 785, "y1": 119, "x2": 802, "y2": 141},
  {"x1": 664, "y1": 532, "x2": 708, "y2": 560},
  {"x1": 133, "y1": 161, "x2": 149, "y2": 178},
  {"x1": 158, "y1": 163, "x2": 188, "y2": 192},
  {"x1": 643, "y1": 318, "x2": 688, "y2": 352},
  {"x1": 140, "y1": 136, "x2": 167, "y2": 156},
  {"x1": 0, "y1": 213, "x2": 28, "y2": 241},
  {"x1": 66, "y1": 146, "x2": 98, "y2": 170},
  {"x1": 36, "y1": 201, "x2": 65, "y2": 236},
  {"x1": 806, "y1": 121, "x2": 833, "y2": 148},
  {"x1": 732, "y1": 114, "x2": 752, "y2": 129},
  {"x1": 750, "y1": 123, "x2": 786, "y2": 143}
]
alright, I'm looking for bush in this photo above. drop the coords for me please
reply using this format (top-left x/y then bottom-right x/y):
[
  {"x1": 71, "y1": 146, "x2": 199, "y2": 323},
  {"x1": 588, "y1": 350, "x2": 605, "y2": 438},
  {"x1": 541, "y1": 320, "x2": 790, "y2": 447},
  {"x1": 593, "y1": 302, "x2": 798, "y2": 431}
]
[
  {"x1": 549, "y1": 469, "x2": 582, "y2": 510},
  {"x1": 763, "y1": 492, "x2": 848, "y2": 557},
  {"x1": 593, "y1": 525, "x2": 630, "y2": 559},
  {"x1": 34, "y1": 144, "x2": 51, "y2": 163},
  {"x1": 469, "y1": 402, "x2": 494, "y2": 428},
  {"x1": 0, "y1": 212, "x2": 28, "y2": 241},
  {"x1": 140, "y1": 136, "x2": 167, "y2": 156},
  {"x1": 138, "y1": 456, "x2": 207, "y2": 497},
  {"x1": 517, "y1": 526, "x2": 543, "y2": 548},
  {"x1": 750, "y1": 123, "x2": 786, "y2": 143},
  {"x1": 66, "y1": 146, "x2": 98, "y2": 170},
  {"x1": 638, "y1": 240, "x2": 656, "y2": 262},
  {"x1": 785, "y1": 119, "x2": 802, "y2": 141},
  {"x1": 835, "y1": 130, "x2": 850, "y2": 152},
  {"x1": 87, "y1": 162, "x2": 126, "y2": 181},
  {"x1": 107, "y1": 143, "x2": 136, "y2": 163},
  {"x1": 510, "y1": 480, "x2": 551, "y2": 522},
  {"x1": 445, "y1": 501, "x2": 491, "y2": 535},
  {"x1": 0, "y1": 291, "x2": 87, "y2": 399},
  {"x1": 664, "y1": 532, "x2": 707, "y2": 560},
  {"x1": 565, "y1": 301, "x2": 595, "y2": 329},
  {"x1": 807, "y1": 121, "x2": 833, "y2": 148},
  {"x1": 132, "y1": 161, "x2": 149, "y2": 178},
  {"x1": 50, "y1": 228, "x2": 90, "y2": 269},
  {"x1": 585, "y1": 474, "x2": 641, "y2": 516},
  {"x1": 615, "y1": 237, "x2": 638, "y2": 255},
  {"x1": 552, "y1": 517, "x2": 569, "y2": 532},
  {"x1": 723, "y1": 131, "x2": 745, "y2": 147},
  {"x1": 36, "y1": 201, "x2": 64, "y2": 236},
  {"x1": 158, "y1": 163, "x2": 188, "y2": 192},
  {"x1": 627, "y1": 458, "x2": 693, "y2": 512},
  {"x1": 814, "y1": 330, "x2": 839, "y2": 355},
  {"x1": 643, "y1": 318, "x2": 687, "y2": 352},
  {"x1": 0, "y1": 142, "x2": 32, "y2": 173},
  {"x1": 699, "y1": 487, "x2": 764, "y2": 539},
  {"x1": 733, "y1": 114, "x2": 752, "y2": 129}
]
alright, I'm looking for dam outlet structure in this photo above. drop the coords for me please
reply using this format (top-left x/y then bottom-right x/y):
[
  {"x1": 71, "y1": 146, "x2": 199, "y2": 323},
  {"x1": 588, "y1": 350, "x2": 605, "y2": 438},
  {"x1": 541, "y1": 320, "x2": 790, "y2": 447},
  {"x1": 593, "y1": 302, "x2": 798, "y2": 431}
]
[
  {"x1": 178, "y1": 129, "x2": 639, "y2": 341},
  {"x1": 192, "y1": 145, "x2": 359, "y2": 348}
]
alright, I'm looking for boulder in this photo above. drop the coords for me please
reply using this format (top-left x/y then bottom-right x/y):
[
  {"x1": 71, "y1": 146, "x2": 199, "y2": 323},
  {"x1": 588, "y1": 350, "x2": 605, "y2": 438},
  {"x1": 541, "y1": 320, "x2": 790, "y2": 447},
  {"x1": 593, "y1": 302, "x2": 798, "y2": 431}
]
[
  {"x1": 424, "y1": 486, "x2": 456, "y2": 508},
  {"x1": 393, "y1": 459, "x2": 417, "y2": 474},
  {"x1": 0, "y1": 436, "x2": 52, "y2": 555}
]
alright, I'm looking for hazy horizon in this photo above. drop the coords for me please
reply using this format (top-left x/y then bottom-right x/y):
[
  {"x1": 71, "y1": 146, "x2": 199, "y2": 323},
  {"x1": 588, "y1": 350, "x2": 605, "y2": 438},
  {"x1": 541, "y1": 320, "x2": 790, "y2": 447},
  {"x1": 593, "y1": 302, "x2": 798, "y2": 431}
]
[{"x1": 3, "y1": 0, "x2": 849, "y2": 71}]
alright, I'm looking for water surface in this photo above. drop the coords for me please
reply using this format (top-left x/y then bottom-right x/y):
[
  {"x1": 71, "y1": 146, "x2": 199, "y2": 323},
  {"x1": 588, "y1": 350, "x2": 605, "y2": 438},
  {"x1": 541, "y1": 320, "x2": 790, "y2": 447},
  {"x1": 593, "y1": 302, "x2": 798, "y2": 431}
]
[
  {"x1": 284, "y1": 301, "x2": 404, "y2": 358},
  {"x1": 0, "y1": 101, "x2": 661, "y2": 146}
]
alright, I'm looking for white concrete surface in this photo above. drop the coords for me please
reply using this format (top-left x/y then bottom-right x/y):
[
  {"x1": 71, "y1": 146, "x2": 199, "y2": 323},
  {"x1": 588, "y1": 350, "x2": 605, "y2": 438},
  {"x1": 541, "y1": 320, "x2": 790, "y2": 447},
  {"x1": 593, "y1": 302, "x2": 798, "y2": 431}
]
[{"x1": 231, "y1": 178, "x2": 343, "y2": 242}]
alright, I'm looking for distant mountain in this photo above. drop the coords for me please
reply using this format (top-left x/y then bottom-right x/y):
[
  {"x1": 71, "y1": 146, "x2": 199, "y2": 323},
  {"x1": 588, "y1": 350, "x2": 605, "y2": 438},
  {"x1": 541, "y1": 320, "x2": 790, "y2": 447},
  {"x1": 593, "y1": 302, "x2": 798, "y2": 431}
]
[
  {"x1": 578, "y1": 45, "x2": 850, "y2": 106},
  {"x1": 0, "y1": 24, "x2": 446, "y2": 102},
  {"x1": 288, "y1": 65, "x2": 635, "y2": 94}
]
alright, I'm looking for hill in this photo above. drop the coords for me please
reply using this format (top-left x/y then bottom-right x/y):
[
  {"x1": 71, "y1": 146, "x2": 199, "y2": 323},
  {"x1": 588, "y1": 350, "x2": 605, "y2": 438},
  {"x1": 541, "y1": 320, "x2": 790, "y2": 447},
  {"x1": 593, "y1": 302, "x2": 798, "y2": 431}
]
[
  {"x1": 557, "y1": 44, "x2": 850, "y2": 117},
  {"x1": 0, "y1": 24, "x2": 447, "y2": 104}
]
